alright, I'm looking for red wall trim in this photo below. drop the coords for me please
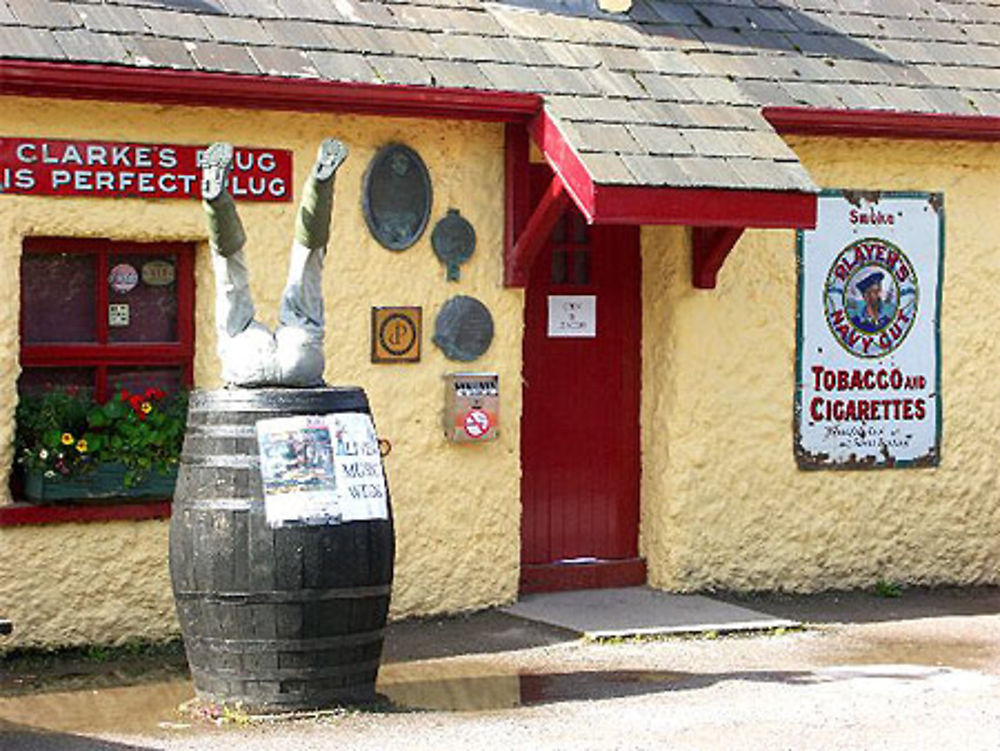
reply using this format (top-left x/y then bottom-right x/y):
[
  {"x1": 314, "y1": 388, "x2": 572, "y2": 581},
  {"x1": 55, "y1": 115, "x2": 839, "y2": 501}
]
[
  {"x1": 594, "y1": 185, "x2": 817, "y2": 228},
  {"x1": 528, "y1": 110, "x2": 596, "y2": 221},
  {"x1": 764, "y1": 106, "x2": 1000, "y2": 141},
  {"x1": 0, "y1": 61, "x2": 542, "y2": 123},
  {"x1": 0, "y1": 500, "x2": 171, "y2": 526}
]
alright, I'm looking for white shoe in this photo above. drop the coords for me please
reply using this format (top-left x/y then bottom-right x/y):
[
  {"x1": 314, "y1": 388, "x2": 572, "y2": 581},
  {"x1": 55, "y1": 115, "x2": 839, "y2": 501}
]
[
  {"x1": 199, "y1": 142, "x2": 234, "y2": 201},
  {"x1": 313, "y1": 138, "x2": 348, "y2": 181}
]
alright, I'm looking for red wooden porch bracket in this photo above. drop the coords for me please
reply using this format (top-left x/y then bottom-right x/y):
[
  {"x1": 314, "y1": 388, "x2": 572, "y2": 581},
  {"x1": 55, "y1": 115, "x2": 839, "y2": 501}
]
[
  {"x1": 692, "y1": 226, "x2": 745, "y2": 289},
  {"x1": 507, "y1": 173, "x2": 570, "y2": 287}
]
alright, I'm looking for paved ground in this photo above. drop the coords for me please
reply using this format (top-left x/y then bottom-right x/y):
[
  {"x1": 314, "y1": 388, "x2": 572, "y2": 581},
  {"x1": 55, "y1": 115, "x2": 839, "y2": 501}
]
[{"x1": 2, "y1": 586, "x2": 1000, "y2": 749}]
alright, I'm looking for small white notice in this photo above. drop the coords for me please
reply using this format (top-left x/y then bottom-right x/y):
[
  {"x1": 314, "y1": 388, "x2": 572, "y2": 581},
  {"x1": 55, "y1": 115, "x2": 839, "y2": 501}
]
[
  {"x1": 256, "y1": 413, "x2": 388, "y2": 528},
  {"x1": 547, "y1": 295, "x2": 596, "y2": 338}
]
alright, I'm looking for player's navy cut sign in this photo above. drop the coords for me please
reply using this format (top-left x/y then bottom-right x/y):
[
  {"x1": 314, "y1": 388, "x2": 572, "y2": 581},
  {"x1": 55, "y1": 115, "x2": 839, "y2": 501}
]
[{"x1": 371, "y1": 306, "x2": 421, "y2": 362}]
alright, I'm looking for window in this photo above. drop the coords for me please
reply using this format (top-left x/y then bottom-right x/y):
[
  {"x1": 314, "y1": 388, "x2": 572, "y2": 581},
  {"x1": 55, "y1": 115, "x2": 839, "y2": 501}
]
[{"x1": 19, "y1": 237, "x2": 195, "y2": 401}]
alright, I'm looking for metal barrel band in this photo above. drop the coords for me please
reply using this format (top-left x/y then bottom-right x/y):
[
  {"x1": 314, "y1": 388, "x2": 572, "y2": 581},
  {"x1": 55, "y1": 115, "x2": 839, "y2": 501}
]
[
  {"x1": 173, "y1": 584, "x2": 391, "y2": 604},
  {"x1": 190, "y1": 658, "x2": 382, "y2": 681},
  {"x1": 184, "y1": 629, "x2": 385, "y2": 654}
]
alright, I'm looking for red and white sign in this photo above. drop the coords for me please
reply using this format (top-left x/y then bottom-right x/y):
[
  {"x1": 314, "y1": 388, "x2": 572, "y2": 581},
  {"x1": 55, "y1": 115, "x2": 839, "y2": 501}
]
[
  {"x1": 463, "y1": 409, "x2": 493, "y2": 439},
  {"x1": 0, "y1": 137, "x2": 292, "y2": 201}
]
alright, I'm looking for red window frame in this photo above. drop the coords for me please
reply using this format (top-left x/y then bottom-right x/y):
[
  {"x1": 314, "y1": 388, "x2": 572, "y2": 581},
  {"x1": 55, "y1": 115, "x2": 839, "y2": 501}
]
[{"x1": 19, "y1": 237, "x2": 195, "y2": 400}]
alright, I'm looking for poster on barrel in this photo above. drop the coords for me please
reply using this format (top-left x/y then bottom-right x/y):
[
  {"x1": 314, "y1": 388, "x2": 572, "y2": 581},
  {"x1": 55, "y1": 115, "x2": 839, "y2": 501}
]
[{"x1": 795, "y1": 190, "x2": 944, "y2": 469}]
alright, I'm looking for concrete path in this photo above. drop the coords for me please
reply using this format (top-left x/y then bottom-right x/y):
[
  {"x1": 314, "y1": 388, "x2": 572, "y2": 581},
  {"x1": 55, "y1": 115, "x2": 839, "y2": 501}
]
[{"x1": 503, "y1": 586, "x2": 799, "y2": 638}]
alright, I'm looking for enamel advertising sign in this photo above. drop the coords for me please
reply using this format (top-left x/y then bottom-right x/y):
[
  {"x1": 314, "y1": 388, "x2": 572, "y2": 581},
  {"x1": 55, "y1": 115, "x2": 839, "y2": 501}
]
[
  {"x1": 795, "y1": 191, "x2": 943, "y2": 469},
  {"x1": 0, "y1": 137, "x2": 292, "y2": 201}
]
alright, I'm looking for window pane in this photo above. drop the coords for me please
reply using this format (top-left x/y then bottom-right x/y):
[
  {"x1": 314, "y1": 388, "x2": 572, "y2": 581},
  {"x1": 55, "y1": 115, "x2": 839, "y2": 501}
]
[
  {"x1": 18, "y1": 367, "x2": 95, "y2": 399},
  {"x1": 108, "y1": 366, "x2": 183, "y2": 396},
  {"x1": 22, "y1": 253, "x2": 96, "y2": 343},
  {"x1": 107, "y1": 254, "x2": 179, "y2": 343}
]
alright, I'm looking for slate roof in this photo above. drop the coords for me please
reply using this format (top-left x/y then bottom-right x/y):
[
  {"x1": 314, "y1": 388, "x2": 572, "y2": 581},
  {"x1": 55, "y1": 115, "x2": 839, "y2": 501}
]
[{"x1": 4, "y1": 0, "x2": 1000, "y2": 194}]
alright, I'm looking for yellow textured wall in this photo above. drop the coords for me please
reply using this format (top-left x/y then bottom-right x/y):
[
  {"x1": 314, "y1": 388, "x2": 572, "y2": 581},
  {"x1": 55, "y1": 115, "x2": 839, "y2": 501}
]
[
  {"x1": 0, "y1": 96, "x2": 522, "y2": 648},
  {"x1": 642, "y1": 137, "x2": 1000, "y2": 592}
]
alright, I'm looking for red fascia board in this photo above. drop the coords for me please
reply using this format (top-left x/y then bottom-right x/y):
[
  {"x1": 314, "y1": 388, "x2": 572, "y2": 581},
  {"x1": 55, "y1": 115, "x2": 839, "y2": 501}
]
[
  {"x1": 0, "y1": 61, "x2": 542, "y2": 123},
  {"x1": 531, "y1": 109, "x2": 816, "y2": 228},
  {"x1": 0, "y1": 500, "x2": 171, "y2": 526},
  {"x1": 764, "y1": 106, "x2": 1000, "y2": 141},
  {"x1": 594, "y1": 184, "x2": 817, "y2": 228}
]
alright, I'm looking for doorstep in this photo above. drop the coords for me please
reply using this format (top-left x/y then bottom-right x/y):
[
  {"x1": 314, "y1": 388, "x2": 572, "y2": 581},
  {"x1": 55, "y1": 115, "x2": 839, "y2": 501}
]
[{"x1": 503, "y1": 586, "x2": 800, "y2": 639}]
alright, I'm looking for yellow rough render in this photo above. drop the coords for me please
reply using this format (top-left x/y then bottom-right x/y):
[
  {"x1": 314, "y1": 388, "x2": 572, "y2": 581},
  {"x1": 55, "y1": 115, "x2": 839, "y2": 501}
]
[
  {"x1": 0, "y1": 96, "x2": 522, "y2": 648},
  {"x1": 641, "y1": 137, "x2": 1000, "y2": 593}
]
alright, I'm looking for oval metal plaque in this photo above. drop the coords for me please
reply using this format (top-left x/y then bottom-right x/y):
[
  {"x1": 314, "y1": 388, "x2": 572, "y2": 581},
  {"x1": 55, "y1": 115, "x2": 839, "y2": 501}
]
[
  {"x1": 433, "y1": 295, "x2": 494, "y2": 362},
  {"x1": 362, "y1": 143, "x2": 432, "y2": 251},
  {"x1": 432, "y1": 208, "x2": 476, "y2": 281}
]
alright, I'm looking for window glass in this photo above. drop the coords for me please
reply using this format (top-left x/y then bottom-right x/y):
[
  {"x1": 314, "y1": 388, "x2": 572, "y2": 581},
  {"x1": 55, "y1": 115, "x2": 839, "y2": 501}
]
[
  {"x1": 22, "y1": 253, "x2": 96, "y2": 343},
  {"x1": 108, "y1": 366, "x2": 183, "y2": 396},
  {"x1": 18, "y1": 367, "x2": 96, "y2": 399},
  {"x1": 107, "y1": 254, "x2": 179, "y2": 343}
]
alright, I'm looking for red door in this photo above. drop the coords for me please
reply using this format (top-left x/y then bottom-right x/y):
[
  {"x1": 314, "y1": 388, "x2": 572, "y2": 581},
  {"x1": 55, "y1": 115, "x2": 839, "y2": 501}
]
[{"x1": 520, "y1": 170, "x2": 643, "y2": 593}]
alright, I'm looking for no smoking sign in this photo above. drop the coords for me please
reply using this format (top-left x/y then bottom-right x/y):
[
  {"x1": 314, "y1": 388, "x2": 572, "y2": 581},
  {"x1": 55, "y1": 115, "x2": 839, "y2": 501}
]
[{"x1": 463, "y1": 409, "x2": 493, "y2": 439}]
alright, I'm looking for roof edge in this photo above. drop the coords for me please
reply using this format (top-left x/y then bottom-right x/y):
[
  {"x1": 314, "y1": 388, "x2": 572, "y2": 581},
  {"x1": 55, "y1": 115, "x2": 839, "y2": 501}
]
[
  {"x1": 0, "y1": 60, "x2": 542, "y2": 123},
  {"x1": 764, "y1": 106, "x2": 1000, "y2": 141},
  {"x1": 533, "y1": 108, "x2": 815, "y2": 228}
]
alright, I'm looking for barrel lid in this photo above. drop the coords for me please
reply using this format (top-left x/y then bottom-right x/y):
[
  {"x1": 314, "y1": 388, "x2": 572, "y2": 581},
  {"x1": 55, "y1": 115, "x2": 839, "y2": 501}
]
[{"x1": 189, "y1": 387, "x2": 370, "y2": 414}]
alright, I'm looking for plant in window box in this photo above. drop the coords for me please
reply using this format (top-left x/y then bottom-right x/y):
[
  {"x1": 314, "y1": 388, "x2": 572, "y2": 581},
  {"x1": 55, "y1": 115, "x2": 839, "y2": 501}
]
[{"x1": 15, "y1": 387, "x2": 187, "y2": 503}]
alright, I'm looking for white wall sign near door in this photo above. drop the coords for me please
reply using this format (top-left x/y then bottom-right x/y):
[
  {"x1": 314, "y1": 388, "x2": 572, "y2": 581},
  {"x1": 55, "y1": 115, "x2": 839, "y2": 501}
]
[
  {"x1": 547, "y1": 295, "x2": 596, "y2": 338},
  {"x1": 795, "y1": 190, "x2": 943, "y2": 469}
]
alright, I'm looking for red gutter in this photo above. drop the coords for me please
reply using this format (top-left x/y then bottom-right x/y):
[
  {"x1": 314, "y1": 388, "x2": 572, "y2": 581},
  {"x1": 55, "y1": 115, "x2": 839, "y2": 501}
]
[
  {"x1": 0, "y1": 60, "x2": 542, "y2": 123},
  {"x1": 764, "y1": 106, "x2": 1000, "y2": 141}
]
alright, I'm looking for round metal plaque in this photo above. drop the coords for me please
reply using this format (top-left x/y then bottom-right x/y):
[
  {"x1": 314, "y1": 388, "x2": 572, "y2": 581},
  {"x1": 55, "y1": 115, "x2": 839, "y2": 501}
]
[
  {"x1": 362, "y1": 143, "x2": 433, "y2": 251},
  {"x1": 432, "y1": 295, "x2": 494, "y2": 362},
  {"x1": 432, "y1": 208, "x2": 476, "y2": 281}
]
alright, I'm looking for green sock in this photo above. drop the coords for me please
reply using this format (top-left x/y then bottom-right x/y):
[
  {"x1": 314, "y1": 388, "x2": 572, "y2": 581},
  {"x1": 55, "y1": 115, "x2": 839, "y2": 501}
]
[
  {"x1": 204, "y1": 192, "x2": 246, "y2": 257},
  {"x1": 295, "y1": 175, "x2": 334, "y2": 249}
]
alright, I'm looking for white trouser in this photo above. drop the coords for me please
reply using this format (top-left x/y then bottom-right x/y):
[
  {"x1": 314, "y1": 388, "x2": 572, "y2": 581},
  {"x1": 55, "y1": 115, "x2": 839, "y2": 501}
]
[{"x1": 213, "y1": 241, "x2": 326, "y2": 387}]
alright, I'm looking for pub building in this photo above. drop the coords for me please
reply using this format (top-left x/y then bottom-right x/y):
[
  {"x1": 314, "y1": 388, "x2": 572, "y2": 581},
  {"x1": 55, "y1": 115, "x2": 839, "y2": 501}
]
[{"x1": 0, "y1": 0, "x2": 998, "y2": 649}]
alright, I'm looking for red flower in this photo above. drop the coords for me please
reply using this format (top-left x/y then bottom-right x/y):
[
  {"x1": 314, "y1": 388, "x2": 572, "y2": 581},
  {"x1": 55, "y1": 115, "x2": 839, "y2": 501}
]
[
  {"x1": 120, "y1": 388, "x2": 131, "y2": 402},
  {"x1": 145, "y1": 387, "x2": 167, "y2": 401}
]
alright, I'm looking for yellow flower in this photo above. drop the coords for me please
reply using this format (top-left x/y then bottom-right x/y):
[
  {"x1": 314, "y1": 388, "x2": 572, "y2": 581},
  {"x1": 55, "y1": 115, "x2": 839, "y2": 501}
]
[
  {"x1": 76, "y1": 439, "x2": 88, "y2": 453},
  {"x1": 61, "y1": 433, "x2": 74, "y2": 445},
  {"x1": 141, "y1": 402, "x2": 153, "y2": 414}
]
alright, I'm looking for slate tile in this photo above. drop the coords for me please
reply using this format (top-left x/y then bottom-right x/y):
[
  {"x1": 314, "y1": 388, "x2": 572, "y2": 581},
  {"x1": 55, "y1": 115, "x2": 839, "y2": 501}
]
[
  {"x1": 583, "y1": 17, "x2": 646, "y2": 48},
  {"x1": 681, "y1": 103, "x2": 757, "y2": 129},
  {"x1": 964, "y1": 23, "x2": 1000, "y2": 46},
  {"x1": 261, "y1": 19, "x2": 330, "y2": 48},
  {"x1": 873, "y1": 85, "x2": 935, "y2": 112},
  {"x1": 567, "y1": 122, "x2": 643, "y2": 154},
  {"x1": 327, "y1": 24, "x2": 393, "y2": 55},
  {"x1": 735, "y1": 79, "x2": 801, "y2": 107},
  {"x1": 139, "y1": 9, "x2": 210, "y2": 40},
  {"x1": 640, "y1": 23, "x2": 708, "y2": 51},
  {"x1": 726, "y1": 157, "x2": 797, "y2": 191},
  {"x1": 479, "y1": 61, "x2": 545, "y2": 91},
  {"x1": 535, "y1": 66, "x2": 600, "y2": 96},
  {"x1": 0, "y1": 25, "x2": 65, "y2": 59},
  {"x1": 379, "y1": 28, "x2": 441, "y2": 58},
  {"x1": 368, "y1": 54, "x2": 433, "y2": 85},
  {"x1": 188, "y1": 41, "x2": 259, "y2": 74},
  {"x1": 963, "y1": 89, "x2": 1000, "y2": 116},
  {"x1": 633, "y1": 71, "x2": 698, "y2": 101},
  {"x1": 490, "y1": 37, "x2": 554, "y2": 66},
  {"x1": 0, "y1": 3, "x2": 13, "y2": 24},
  {"x1": 643, "y1": 48, "x2": 703, "y2": 76},
  {"x1": 545, "y1": 95, "x2": 588, "y2": 121},
  {"x1": 331, "y1": 0, "x2": 395, "y2": 28},
  {"x1": 779, "y1": 80, "x2": 844, "y2": 107},
  {"x1": 489, "y1": 7, "x2": 560, "y2": 42},
  {"x1": 248, "y1": 45, "x2": 319, "y2": 77},
  {"x1": 671, "y1": 155, "x2": 748, "y2": 189},
  {"x1": 123, "y1": 35, "x2": 195, "y2": 69},
  {"x1": 221, "y1": 0, "x2": 284, "y2": 18},
  {"x1": 435, "y1": 33, "x2": 499, "y2": 62},
  {"x1": 393, "y1": 5, "x2": 503, "y2": 36},
  {"x1": 828, "y1": 81, "x2": 886, "y2": 109},
  {"x1": 589, "y1": 66, "x2": 649, "y2": 99},
  {"x1": 276, "y1": 0, "x2": 344, "y2": 22},
  {"x1": 625, "y1": 123, "x2": 695, "y2": 156},
  {"x1": 830, "y1": 58, "x2": 893, "y2": 84},
  {"x1": 425, "y1": 58, "x2": 490, "y2": 88},
  {"x1": 681, "y1": 128, "x2": 753, "y2": 159},
  {"x1": 581, "y1": 152, "x2": 635, "y2": 185},
  {"x1": 7, "y1": 0, "x2": 80, "y2": 29},
  {"x1": 309, "y1": 49, "x2": 380, "y2": 82},
  {"x1": 202, "y1": 15, "x2": 270, "y2": 45},
  {"x1": 915, "y1": 86, "x2": 980, "y2": 115},
  {"x1": 536, "y1": 40, "x2": 595, "y2": 69},
  {"x1": 619, "y1": 153, "x2": 695, "y2": 187},
  {"x1": 743, "y1": 7, "x2": 799, "y2": 32},
  {"x1": 54, "y1": 29, "x2": 129, "y2": 64},
  {"x1": 571, "y1": 95, "x2": 640, "y2": 123},
  {"x1": 913, "y1": 63, "x2": 974, "y2": 89},
  {"x1": 79, "y1": 4, "x2": 146, "y2": 34},
  {"x1": 628, "y1": 97, "x2": 698, "y2": 125},
  {"x1": 594, "y1": 45, "x2": 658, "y2": 73},
  {"x1": 740, "y1": 130, "x2": 801, "y2": 161},
  {"x1": 685, "y1": 75, "x2": 748, "y2": 104},
  {"x1": 644, "y1": 1, "x2": 703, "y2": 26}
]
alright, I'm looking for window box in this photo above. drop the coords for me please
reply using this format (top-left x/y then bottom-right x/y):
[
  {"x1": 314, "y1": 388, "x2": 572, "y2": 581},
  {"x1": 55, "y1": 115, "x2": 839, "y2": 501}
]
[{"x1": 23, "y1": 463, "x2": 177, "y2": 503}]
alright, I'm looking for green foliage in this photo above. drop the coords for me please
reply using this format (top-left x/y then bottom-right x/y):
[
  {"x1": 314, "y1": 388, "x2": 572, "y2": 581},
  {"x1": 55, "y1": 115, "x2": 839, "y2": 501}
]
[
  {"x1": 15, "y1": 387, "x2": 187, "y2": 487},
  {"x1": 874, "y1": 579, "x2": 903, "y2": 598}
]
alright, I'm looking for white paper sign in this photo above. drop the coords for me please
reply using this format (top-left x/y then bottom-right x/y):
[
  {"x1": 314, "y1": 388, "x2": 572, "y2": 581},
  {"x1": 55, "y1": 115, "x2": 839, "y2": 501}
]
[
  {"x1": 256, "y1": 413, "x2": 388, "y2": 527},
  {"x1": 547, "y1": 295, "x2": 596, "y2": 338},
  {"x1": 795, "y1": 191, "x2": 943, "y2": 469}
]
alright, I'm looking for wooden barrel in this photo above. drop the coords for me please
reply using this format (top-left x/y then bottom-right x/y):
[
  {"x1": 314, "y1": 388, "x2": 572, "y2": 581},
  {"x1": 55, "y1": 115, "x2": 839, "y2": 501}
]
[{"x1": 168, "y1": 388, "x2": 394, "y2": 711}]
